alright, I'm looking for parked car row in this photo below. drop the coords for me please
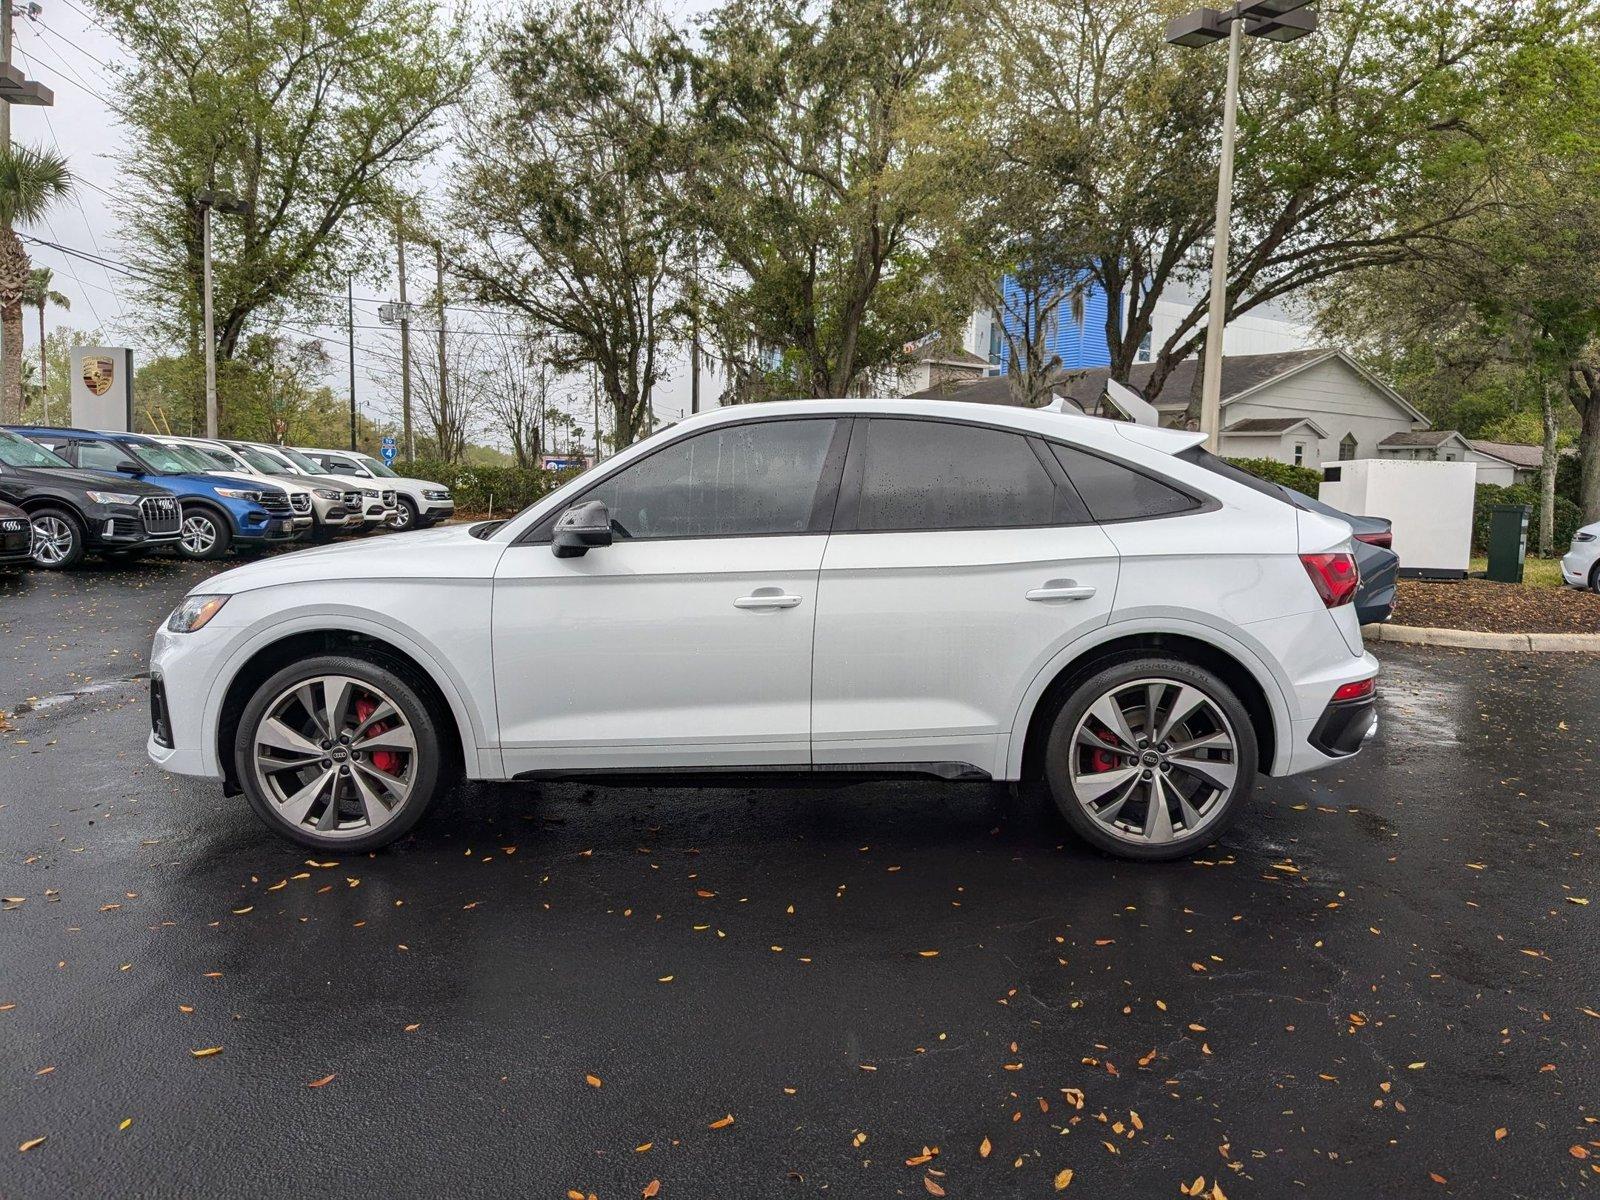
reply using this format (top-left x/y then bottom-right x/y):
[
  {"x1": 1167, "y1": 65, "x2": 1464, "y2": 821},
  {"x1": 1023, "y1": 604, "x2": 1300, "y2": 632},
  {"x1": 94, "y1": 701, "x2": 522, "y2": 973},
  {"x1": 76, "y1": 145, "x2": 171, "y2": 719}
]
[{"x1": 0, "y1": 425, "x2": 453, "y2": 571}]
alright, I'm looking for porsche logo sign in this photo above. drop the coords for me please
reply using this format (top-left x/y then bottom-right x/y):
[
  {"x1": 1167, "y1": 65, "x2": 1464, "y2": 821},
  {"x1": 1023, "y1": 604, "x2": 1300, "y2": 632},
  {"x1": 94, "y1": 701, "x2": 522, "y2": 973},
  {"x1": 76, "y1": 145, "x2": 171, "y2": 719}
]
[{"x1": 81, "y1": 355, "x2": 116, "y2": 397}]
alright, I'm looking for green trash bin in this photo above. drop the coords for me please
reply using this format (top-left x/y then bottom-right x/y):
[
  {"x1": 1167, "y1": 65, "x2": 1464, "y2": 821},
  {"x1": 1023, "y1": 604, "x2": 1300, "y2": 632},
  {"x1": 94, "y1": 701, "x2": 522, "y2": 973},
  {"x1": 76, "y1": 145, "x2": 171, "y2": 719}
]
[{"x1": 1484, "y1": 503, "x2": 1530, "y2": 583}]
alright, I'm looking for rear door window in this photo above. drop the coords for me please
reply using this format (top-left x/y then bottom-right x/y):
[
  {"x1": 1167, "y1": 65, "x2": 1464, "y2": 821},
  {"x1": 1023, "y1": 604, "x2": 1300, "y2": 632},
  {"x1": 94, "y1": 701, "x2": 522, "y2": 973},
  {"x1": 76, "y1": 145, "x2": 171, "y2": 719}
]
[{"x1": 845, "y1": 418, "x2": 1080, "y2": 531}]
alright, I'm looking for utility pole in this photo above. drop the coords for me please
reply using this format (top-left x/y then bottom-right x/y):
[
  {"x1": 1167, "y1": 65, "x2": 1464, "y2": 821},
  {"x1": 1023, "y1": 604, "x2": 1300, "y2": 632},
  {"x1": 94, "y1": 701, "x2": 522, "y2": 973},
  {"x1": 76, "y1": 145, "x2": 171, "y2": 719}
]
[
  {"x1": 347, "y1": 277, "x2": 357, "y2": 450},
  {"x1": 202, "y1": 197, "x2": 217, "y2": 437},
  {"x1": 1196, "y1": 16, "x2": 1243, "y2": 454},
  {"x1": 1, "y1": 1, "x2": 11, "y2": 150},
  {"x1": 592, "y1": 367, "x2": 600, "y2": 461},
  {"x1": 396, "y1": 221, "x2": 413, "y2": 461},
  {"x1": 435, "y1": 241, "x2": 447, "y2": 458},
  {"x1": 689, "y1": 246, "x2": 700, "y2": 415}
]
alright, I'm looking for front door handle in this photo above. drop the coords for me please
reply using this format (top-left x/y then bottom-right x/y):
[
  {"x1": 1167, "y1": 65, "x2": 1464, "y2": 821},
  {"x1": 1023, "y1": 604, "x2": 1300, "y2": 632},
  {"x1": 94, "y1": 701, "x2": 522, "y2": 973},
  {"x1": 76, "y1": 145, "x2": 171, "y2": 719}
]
[
  {"x1": 734, "y1": 588, "x2": 803, "y2": 610},
  {"x1": 1026, "y1": 581, "x2": 1097, "y2": 602}
]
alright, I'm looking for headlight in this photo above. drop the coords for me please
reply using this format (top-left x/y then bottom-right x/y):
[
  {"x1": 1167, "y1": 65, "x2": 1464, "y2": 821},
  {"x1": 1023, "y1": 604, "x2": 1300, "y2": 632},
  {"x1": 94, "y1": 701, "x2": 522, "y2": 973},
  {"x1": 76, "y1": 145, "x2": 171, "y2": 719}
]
[
  {"x1": 313, "y1": 488, "x2": 340, "y2": 501},
  {"x1": 214, "y1": 487, "x2": 261, "y2": 502},
  {"x1": 167, "y1": 594, "x2": 230, "y2": 633},
  {"x1": 1577, "y1": 531, "x2": 1597, "y2": 543},
  {"x1": 85, "y1": 490, "x2": 140, "y2": 506},
  {"x1": 363, "y1": 489, "x2": 379, "y2": 499},
  {"x1": 423, "y1": 489, "x2": 451, "y2": 501}
]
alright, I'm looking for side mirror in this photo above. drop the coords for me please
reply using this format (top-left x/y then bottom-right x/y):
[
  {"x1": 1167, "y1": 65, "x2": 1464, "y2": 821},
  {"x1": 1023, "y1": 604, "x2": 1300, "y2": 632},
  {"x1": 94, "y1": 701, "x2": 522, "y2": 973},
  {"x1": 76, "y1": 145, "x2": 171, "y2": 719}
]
[
  {"x1": 552, "y1": 499, "x2": 614, "y2": 558},
  {"x1": 116, "y1": 461, "x2": 142, "y2": 476}
]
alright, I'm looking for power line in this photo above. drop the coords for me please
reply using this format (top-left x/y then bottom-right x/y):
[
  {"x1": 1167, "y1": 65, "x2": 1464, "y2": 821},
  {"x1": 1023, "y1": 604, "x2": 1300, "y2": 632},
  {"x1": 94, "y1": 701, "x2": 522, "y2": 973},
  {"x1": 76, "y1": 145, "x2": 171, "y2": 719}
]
[{"x1": 14, "y1": 29, "x2": 114, "y2": 106}]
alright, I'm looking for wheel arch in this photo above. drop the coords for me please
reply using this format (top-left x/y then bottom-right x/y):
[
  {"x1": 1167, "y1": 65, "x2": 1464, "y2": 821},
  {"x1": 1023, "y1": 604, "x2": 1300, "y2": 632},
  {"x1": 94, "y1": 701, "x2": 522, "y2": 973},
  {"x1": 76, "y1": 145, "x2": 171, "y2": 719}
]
[
  {"x1": 180, "y1": 496, "x2": 236, "y2": 532},
  {"x1": 18, "y1": 493, "x2": 88, "y2": 526},
  {"x1": 1011, "y1": 626, "x2": 1286, "y2": 782},
  {"x1": 212, "y1": 625, "x2": 480, "y2": 796}
]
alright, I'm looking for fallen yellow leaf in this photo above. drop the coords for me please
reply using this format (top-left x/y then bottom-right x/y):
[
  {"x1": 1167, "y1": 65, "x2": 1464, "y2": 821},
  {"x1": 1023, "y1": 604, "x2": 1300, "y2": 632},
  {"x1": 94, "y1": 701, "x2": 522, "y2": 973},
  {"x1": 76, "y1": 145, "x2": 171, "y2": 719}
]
[
  {"x1": 190, "y1": 1046, "x2": 223, "y2": 1058},
  {"x1": 1054, "y1": 1166, "x2": 1074, "y2": 1190},
  {"x1": 979, "y1": 1136, "x2": 991, "y2": 1159},
  {"x1": 585, "y1": 1074, "x2": 602, "y2": 1088},
  {"x1": 708, "y1": 1114, "x2": 735, "y2": 1130},
  {"x1": 308, "y1": 1074, "x2": 336, "y2": 1089},
  {"x1": 18, "y1": 1136, "x2": 45, "y2": 1153}
]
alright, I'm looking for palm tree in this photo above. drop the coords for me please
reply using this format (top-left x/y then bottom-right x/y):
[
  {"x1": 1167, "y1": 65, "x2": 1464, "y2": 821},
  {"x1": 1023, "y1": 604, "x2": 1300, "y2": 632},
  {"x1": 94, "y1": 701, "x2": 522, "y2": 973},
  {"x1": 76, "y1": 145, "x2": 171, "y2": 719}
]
[
  {"x1": 22, "y1": 266, "x2": 68, "y2": 405},
  {"x1": 0, "y1": 146, "x2": 72, "y2": 423}
]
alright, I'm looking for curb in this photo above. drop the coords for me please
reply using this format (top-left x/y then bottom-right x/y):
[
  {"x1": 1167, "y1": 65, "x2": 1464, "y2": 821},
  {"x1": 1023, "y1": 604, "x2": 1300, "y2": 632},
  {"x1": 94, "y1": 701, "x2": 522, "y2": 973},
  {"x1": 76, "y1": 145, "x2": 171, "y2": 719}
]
[{"x1": 1362, "y1": 623, "x2": 1600, "y2": 653}]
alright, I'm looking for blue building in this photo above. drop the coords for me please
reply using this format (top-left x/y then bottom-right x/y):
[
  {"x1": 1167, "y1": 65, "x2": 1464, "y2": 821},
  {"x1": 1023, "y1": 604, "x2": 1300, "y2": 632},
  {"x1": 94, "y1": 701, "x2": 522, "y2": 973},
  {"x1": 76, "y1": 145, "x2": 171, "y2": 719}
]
[{"x1": 997, "y1": 274, "x2": 1119, "y2": 375}]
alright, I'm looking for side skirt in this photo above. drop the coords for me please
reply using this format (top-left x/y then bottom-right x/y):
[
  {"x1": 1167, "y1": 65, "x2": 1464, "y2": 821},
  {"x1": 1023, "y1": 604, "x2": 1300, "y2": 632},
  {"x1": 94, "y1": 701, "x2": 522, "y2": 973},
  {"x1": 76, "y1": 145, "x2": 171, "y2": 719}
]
[{"x1": 512, "y1": 761, "x2": 993, "y2": 788}]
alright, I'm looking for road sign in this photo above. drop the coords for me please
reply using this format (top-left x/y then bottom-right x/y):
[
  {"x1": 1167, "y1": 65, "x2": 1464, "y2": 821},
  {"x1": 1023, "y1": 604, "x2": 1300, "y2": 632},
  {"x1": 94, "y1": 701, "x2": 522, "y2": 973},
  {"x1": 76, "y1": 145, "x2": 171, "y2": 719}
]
[
  {"x1": 380, "y1": 444, "x2": 397, "y2": 463},
  {"x1": 381, "y1": 435, "x2": 396, "y2": 447}
]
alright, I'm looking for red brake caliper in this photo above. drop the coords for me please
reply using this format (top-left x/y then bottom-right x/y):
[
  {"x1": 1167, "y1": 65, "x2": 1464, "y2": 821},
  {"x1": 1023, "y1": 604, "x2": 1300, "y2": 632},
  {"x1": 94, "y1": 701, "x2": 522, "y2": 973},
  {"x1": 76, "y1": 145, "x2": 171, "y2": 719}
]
[
  {"x1": 353, "y1": 696, "x2": 400, "y2": 775},
  {"x1": 1087, "y1": 729, "x2": 1122, "y2": 773}
]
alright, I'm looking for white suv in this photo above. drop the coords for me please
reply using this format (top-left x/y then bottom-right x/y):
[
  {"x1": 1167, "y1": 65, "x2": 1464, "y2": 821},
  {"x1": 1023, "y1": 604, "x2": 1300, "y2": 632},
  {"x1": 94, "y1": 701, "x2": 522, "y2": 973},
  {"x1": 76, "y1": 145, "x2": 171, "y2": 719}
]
[
  {"x1": 147, "y1": 400, "x2": 1378, "y2": 860},
  {"x1": 298, "y1": 448, "x2": 454, "y2": 531}
]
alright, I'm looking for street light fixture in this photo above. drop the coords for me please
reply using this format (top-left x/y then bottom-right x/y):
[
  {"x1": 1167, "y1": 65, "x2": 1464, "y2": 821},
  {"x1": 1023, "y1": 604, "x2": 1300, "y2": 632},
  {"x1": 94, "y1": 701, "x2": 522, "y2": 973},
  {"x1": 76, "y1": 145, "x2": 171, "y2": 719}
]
[
  {"x1": 1165, "y1": 0, "x2": 1317, "y2": 451},
  {"x1": 196, "y1": 188, "x2": 253, "y2": 439}
]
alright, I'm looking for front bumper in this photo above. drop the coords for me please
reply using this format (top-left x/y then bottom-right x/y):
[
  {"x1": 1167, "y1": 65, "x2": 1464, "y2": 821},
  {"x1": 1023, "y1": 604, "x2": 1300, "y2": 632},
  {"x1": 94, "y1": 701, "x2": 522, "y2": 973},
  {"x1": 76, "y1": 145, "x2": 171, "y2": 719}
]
[
  {"x1": 146, "y1": 625, "x2": 224, "y2": 779},
  {"x1": 83, "y1": 501, "x2": 182, "y2": 550},
  {"x1": 236, "y1": 514, "x2": 299, "y2": 543},
  {"x1": 418, "y1": 497, "x2": 455, "y2": 521}
]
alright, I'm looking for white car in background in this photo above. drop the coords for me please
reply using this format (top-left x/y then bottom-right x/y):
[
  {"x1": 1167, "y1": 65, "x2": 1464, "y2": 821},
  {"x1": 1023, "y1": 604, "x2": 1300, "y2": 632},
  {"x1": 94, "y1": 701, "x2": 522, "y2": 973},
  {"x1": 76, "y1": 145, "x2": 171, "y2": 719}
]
[
  {"x1": 1562, "y1": 521, "x2": 1600, "y2": 590},
  {"x1": 253, "y1": 443, "x2": 397, "y2": 530},
  {"x1": 298, "y1": 447, "x2": 455, "y2": 531},
  {"x1": 148, "y1": 398, "x2": 1378, "y2": 861}
]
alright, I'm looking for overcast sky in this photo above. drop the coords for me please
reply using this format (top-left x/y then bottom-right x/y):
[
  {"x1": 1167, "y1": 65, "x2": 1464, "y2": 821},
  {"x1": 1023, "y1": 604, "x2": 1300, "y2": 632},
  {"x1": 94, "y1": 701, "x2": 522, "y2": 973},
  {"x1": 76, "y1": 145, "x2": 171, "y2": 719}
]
[{"x1": 13, "y1": 0, "x2": 719, "y2": 445}]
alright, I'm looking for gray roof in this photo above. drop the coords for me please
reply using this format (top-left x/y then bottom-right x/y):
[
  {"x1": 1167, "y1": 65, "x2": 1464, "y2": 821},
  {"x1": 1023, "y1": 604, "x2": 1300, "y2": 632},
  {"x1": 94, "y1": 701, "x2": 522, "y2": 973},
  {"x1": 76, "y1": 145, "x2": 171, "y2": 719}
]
[
  {"x1": 1058, "y1": 348, "x2": 1334, "y2": 408},
  {"x1": 918, "y1": 341, "x2": 989, "y2": 368},
  {"x1": 1468, "y1": 439, "x2": 1543, "y2": 469},
  {"x1": 906, "y1": 375, "x2": 1072, "y2": 408},
  {"x1": 1379, "y1": 430, "x2": 1463, "y2": 448},
  {"x1": 1224, "y1": 416, "x2": 1320, "y2": 434}
]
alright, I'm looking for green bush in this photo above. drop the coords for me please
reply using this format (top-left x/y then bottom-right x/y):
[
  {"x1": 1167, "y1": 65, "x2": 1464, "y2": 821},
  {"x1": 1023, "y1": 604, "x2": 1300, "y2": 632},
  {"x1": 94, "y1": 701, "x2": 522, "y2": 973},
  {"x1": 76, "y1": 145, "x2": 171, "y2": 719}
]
[
  {"x1": 1223, "y1": 456, "x2": 1322, "y2": 495},
  {"x1": 1471, "y1": 482, "x2": 1581, "y2": 554},
  {"x1": 393, "y1": 457, "x2": 581, "y2": 515}
]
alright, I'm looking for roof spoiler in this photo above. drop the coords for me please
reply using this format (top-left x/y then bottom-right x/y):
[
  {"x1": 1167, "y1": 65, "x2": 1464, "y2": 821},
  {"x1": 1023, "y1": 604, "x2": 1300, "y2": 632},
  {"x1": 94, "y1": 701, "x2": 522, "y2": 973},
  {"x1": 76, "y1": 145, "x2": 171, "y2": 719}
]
[{"x1": 1114, "y1": 424, "x2": 1207, "y2": 454}]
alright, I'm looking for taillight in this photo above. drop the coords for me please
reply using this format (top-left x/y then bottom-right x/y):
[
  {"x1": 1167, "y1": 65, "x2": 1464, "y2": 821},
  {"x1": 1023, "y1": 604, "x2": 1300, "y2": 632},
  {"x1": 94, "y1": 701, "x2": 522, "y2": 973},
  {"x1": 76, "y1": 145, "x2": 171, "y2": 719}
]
[
  {"x1": 1301, "y1": 552, "x2": 1360, "y2": 607},
  {"x1": 1354, "y1": 530, "x2": 1392, "y2": 549},
  {"x1": 1331, "y1": 677, "x2": 1374, "y2": 703}
]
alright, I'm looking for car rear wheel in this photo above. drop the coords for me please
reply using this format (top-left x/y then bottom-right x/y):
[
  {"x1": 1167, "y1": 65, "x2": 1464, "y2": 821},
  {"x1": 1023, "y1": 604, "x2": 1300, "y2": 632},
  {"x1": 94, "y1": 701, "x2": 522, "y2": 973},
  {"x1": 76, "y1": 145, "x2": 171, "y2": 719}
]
[
  {"x1": 234, "y1": 654, "x2": 447, "y2": 851},
  {"x1": 176, "y1": 507, "x2": 232, "y2": 560},
  {"x1": 28, "y1": 508, "x2": 86, "y2": 570},
  {"x1": 1044, "y1": 657, "x2": 1257, "y2": 861},
  {"x1": 1589, "y1": 561, "x2": 1600, "y2": 593}
]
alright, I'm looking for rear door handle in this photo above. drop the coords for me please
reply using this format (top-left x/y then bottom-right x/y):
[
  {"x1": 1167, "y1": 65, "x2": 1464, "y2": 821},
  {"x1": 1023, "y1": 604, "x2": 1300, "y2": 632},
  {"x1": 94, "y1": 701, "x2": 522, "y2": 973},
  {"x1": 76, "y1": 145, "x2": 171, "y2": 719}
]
[
  {"x1": 734, "y1": 589, "x2": 803, "y2": 610},
  {"x1": 1026, "y1": 582, "x2": 1097, "y2": 602}
]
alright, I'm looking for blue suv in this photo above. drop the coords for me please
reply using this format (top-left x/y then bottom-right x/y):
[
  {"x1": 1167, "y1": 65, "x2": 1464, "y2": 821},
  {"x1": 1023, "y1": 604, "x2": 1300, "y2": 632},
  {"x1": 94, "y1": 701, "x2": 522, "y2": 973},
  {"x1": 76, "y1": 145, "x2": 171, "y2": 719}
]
[{"x1": 8, "y1": 427, "x2": 300, "y2": 560}]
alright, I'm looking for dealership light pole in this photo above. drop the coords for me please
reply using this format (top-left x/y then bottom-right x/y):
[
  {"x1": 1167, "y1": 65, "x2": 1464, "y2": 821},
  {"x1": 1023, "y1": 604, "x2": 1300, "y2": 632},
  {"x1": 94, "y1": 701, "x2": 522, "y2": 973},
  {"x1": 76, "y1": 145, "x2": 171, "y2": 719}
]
[
  {"x1": 1166, "y1": 0, "x2": 1317, "y2": 451},
  {"x1": 196, "y1": 189, "x2": 252, "y2": 438}
]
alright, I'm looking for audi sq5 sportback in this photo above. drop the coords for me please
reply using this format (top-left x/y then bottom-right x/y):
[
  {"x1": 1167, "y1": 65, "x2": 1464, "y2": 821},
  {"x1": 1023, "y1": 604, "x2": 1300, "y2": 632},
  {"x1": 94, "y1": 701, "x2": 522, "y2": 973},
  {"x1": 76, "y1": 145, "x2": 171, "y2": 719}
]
[{"x1": 148, "y1": 400, "x2": 1379, "y2": 861}]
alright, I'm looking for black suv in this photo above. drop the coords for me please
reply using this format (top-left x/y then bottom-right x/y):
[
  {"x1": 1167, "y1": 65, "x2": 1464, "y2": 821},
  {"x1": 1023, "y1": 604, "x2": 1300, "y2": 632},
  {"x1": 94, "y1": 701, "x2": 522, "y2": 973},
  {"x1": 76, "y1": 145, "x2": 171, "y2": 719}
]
[
  {"x1": 0, "y1": 429, "x2": 182, "y2": 568},
  {"x1": 0, "y1": 498, "x2": 30, "y2": 566}
]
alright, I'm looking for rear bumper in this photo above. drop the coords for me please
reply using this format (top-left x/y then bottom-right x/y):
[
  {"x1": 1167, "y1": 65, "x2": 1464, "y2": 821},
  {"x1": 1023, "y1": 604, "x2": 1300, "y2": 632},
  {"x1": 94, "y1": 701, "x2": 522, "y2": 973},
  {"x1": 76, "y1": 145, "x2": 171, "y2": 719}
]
[{"x1": 1309, "y1": 695, "x2": 1378, "y2": 757}]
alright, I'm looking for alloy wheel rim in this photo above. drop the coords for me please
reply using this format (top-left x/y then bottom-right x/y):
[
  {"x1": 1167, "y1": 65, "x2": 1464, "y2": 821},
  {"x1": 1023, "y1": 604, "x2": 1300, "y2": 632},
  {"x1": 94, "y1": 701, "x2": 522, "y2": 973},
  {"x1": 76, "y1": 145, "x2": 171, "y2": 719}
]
[
  {"x1": 251, "y1": 674, "x2": 417, "y2": 840},
  {"x1": 181, "y1": 515, "x2": 217, "y2": 555},
  {"x1": 1067, "y1": 676, "x2": 1238, "y2": 846},
  {"x1": 390, "y1": 505, "x2": 411, "y2": 529},
  {"x1": 30, "y1": 516, "x2": 72, "y2": 565}
]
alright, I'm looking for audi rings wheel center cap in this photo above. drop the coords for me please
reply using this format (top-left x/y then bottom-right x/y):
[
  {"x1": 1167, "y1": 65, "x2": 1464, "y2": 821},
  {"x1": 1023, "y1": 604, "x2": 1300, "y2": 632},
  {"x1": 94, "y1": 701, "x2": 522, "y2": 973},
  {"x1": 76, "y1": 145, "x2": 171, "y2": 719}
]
[
  {"x1": 1140, "y1": 750, "x2": 1161, "y2": 767},
  {"x1": 330, "y1": 746, "x2": 350, "y2": 763}
]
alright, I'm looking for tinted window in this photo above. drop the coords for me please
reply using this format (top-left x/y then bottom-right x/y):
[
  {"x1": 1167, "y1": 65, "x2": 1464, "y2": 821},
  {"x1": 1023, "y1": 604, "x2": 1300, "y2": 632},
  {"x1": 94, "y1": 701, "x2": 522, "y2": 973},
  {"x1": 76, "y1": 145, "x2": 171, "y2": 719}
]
[
  {"x1": 0, "y1": 430, "x2": 71, "y2": 469},
  {"x1": 1174, "y1": 445, "x2": 1289, "y2": 503},
  {"x1": 1050, "y1": 443, "x2": 1199, "y2": 522},
  {"x1": 583, "y1": 419, "x2": 837, "y2": 539},
  {"x1": 851, "y1": 419, "x2": 1062, "y2": 531},
  {"x1": 76, "y1": 440, "x2": 140, "y2": 472}
]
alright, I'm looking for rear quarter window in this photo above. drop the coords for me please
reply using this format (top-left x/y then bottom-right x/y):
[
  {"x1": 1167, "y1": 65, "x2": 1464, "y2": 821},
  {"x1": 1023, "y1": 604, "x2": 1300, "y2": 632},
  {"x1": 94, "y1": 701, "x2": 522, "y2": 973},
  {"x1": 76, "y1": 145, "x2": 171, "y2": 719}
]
[{"x1": 1049, "y1": 443, "x2": 1201, "y2": 522}]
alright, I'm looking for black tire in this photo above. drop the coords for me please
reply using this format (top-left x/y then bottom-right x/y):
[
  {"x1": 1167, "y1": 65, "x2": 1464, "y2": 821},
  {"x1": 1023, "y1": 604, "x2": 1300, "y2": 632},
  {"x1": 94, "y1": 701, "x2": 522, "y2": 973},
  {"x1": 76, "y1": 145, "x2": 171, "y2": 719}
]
[
  {"x1": 1043, "y1": 655, "x2": 1258, "y2": 862},
  {"x1": 1589, "y1": 561, "x2": 1599, "y2": 593},
  {"x1": 388, "y1": 497, "x2": 419, "y2": 531},
  {"x1": 27, "y1": 506, "x2": 86, "y2": 570},
  {"x1": 234, "y1": 653, "x2": 448, "y2": 851},
  {"x1": 176, "y1": 505, "x2": 233, "y2": 560}
]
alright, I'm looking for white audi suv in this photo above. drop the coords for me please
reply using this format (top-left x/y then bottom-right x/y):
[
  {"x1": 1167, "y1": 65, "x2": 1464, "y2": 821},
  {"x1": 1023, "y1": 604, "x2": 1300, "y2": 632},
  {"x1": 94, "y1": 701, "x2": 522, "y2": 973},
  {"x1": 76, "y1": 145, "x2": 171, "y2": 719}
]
[{"x1": 147, "y1": 399, "x2": 1378, "y2": 860}]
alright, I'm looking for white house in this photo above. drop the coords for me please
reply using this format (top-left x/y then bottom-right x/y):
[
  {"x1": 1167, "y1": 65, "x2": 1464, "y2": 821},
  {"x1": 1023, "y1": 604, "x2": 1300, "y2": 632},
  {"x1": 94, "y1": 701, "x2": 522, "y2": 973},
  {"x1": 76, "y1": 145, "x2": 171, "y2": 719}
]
[{"x1": 1057, "y1": 348, "x2": 1430, "y2": 465}]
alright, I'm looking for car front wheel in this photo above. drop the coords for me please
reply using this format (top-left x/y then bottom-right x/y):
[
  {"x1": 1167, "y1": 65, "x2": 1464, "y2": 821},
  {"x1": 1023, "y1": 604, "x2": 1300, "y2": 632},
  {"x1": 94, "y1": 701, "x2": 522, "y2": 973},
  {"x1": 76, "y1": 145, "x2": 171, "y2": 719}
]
[
  {"x1": 177, "y1": 507, "x2": 232, "y2": 560},
  {"x1": 29, "y1": 507, "x2": 86, "y2": 569},
  {"x1": 388, "y1": 497, "x2": 418, "y2": 531},
  {"x1": 234, "y1": 654, "x2": 447, "y2": 850},
  {"x1": 1044, "y1": 657, "x2": 1257, "y2": 861}
]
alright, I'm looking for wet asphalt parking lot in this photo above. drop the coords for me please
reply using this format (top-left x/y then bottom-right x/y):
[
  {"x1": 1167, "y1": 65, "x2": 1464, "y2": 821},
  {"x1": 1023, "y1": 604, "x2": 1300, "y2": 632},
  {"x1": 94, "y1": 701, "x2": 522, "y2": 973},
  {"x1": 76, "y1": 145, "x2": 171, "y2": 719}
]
[{"x1": 2, "y1": 554, "x2": 1599, "y2": 1199}]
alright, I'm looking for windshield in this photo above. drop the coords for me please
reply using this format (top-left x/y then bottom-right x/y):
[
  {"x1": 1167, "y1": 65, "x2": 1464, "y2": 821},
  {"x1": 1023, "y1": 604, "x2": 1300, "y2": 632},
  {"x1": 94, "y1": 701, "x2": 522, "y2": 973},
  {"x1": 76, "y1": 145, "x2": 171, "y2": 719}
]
[
  {"x1": 163, "y1": 444, "x2": 226, "y2": 474},
  {"x1": 0, "y1": 429, "x2": 73, "y2": 469},
  {"x1": 196, "y1": 445, "x2": 248, "y2": 471},
  {"x1": 122, "y1": 441, "x2": 195, "y2": 475},
  {"x1": 354, "y1": 452, "x2": 399, "y2": 478},
  {"x1": 238, "y1": 445, "x2": 294, "y2": 475},
  {"x1": 277, "y1": 446, "x2": 326, "y2": 475}
]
